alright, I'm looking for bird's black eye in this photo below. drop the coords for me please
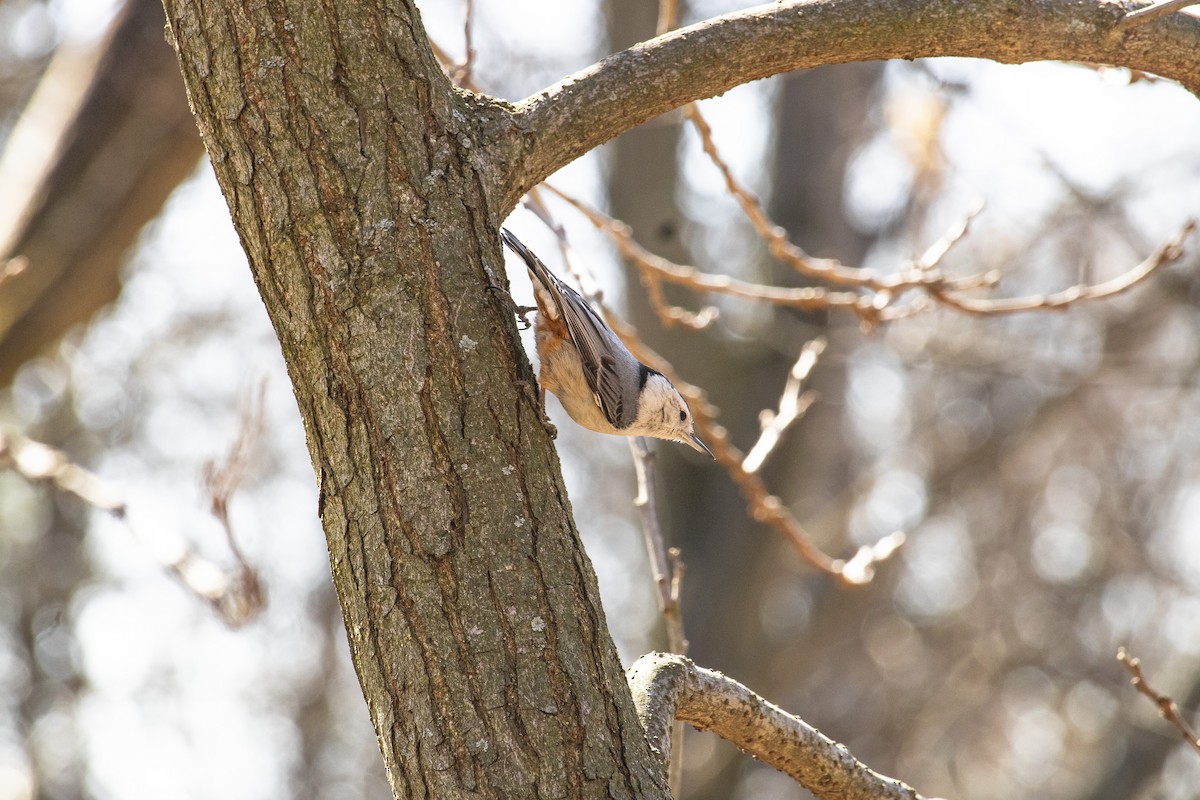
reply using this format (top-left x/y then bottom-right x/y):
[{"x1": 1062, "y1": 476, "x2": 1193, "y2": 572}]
[{"x1": 679, "y1": 410, "x2": 687, "y2": 422}]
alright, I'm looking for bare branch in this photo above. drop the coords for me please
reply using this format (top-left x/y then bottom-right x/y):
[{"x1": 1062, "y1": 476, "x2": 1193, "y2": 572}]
[
  {"x1": 685, "y1": 104, "x2": 876, "y2": 288},
  {"x1": 546, "y1": 181, "x2": 1188, "y2": 326},
  {"x1": 534, "y1": 186, "x2": 725, "y2": 328},
  {"x1": 452, "y1": 0, "x2": 477, "y2": 86},
  {"x1": 430, "y1": 36, "x2": 482, "y2": 92},
  {"x1": 527, "y1": 207, "x2": 902, "y2": 584},
  {"x1": 642, "y1": 272, "x2": 720, "y2": 331},
  {"x1": 933, "y1": 219, "x2": 1195, "y2": 315},
  {"x1": 0, "y1": 429, "x2": 263, "y2": 626},
  {"x1": 657, "y1": 353, "x2": 903, "y2": 585},
  {"x1": 429, "y1": 39, "x2": 456, "y2": 76},
  {"x1": 686, "y1": 106, "x2": 1049, "y2": 317},
  {"x1": 504, "y1": 0, "x2": 1200, "y2": 209},
  {"x1": 629, "y1": 437, "x2": 688, "y2": 656},
  {"x1": 1118, "y1": 646, "x2": 1200, "y2": 756},
  {"x1": 683, "y1": 105, "x2": 1006, "y2": 325},
  {"x1": 691, "y1": 104, "x2": 1177, "y2": 324},
  {"x1": 629, "y1": 436, "x2": 688, "y2": 797},
  {"x1": 743, "y1": 338, "x2": 826, "y2": 474},
  {"x1": 912, "y1": 202, "x2": 985, "y2": 271},
  {"x1": 1117, "y1": 0, "x2": 1198, "y2": 30},
  {"x1": 542, "y1": 183, "x2": 865, "y2": 314},
  {"x1": 532, "y1": 177, "x2": 1167, "y2": 587},
  {"x1": 628, "y1": 652, "x2": 938, "y2": 800},
  {"x1": 0, "y1": 431, "x2": 126, "y2": 516},
  {"x1": 201, "y1": 380, "x2": 268, "y2": 624}
]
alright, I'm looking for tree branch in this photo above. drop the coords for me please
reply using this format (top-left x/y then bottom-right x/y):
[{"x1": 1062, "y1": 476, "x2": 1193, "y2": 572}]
[
  {"x1": 503, "y1": 0, "x2": 1200, "y2": 210},
  {"x1": 1117, "y1": 0, "x2": 1198, "y2": 30},
  {"x1": 0, "y1": 429, "x2": 264, "y2": 626},
  {"x1": 628, "y1": 436, "x2": 688, "y2": 797},
  {"x1": 1118, "y1": 646, "x2": 1200, "y2": 756},
  {"x1": 522, "y1": 197, "x2": 904, "y2": 583},
  {"x1": 627, "y1": 652, "x2": 938, "y2": 800},
  {"x1": 629, "y1": 438, "x2": 688, "y2": 656},
  {"x1": 742, "y1": 339, "x2": 825, "y2": 475},
  {"x1": 163, "y1": 1, "x2": 672, "y2": 793}
]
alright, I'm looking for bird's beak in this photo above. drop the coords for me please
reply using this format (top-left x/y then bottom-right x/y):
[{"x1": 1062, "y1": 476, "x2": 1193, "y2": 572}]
[{"x1": 686, "y1": 432, "x2": 715, "y2": 459}]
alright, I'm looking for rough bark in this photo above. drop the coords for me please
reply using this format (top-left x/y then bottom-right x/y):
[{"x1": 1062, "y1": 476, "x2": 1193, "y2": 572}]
[
  {"x1": 627, "y1": 652, "x2": 930, "y2": 800},
  {"x1": 156, "y1": 0, "x2": 1200, "y2": 797},
  {"x1": 159, "y1": 2, "x2": 665, "y2": 798}
]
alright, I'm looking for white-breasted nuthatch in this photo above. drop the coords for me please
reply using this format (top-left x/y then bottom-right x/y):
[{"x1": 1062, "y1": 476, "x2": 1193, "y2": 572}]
[{"x1": 501, "y1": 228, "x2": 713, "y2": 458}]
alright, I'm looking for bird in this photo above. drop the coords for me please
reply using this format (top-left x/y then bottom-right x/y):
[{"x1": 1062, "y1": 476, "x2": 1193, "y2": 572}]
[{"x1": 500, "y1": 228, "x2": 713, "y2": 458}]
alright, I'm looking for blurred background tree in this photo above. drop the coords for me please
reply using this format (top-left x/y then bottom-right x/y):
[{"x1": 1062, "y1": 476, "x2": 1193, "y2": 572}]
[{"x1": 1, "y1": 0, "x2": 1199, "y2": 798}]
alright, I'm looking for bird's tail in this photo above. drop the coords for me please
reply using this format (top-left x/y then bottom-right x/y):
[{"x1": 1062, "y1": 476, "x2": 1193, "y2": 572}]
[{"x1": 500, "y1": 228, "x2": 563, "y2": 322}]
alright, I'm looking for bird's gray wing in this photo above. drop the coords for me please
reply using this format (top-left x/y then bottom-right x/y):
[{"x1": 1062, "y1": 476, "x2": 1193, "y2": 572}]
[{"x1": 555, "y1": 284, "x2": 631, "y2": 428}]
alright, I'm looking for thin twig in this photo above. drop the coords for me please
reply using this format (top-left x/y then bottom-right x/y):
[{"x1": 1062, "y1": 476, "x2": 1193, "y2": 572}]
[
  {"x1": 628, "y1": 652, "x2": 936, "y2": 800},
  {"x1": 1117, "y1": 647, "x2": 1200, "y2": 755},
  {"x1": 201, "y1": 380, "x2": 268, "y2": 623},
  {"x1": 912, "y1": 202, "x2": 985, "y2": 271},
  {"x1": 546, "y1": 178, "x2": 1188, "y2": 327},
  {"x1": 683, "y1": 101, "x2": 1181, "y2": 318},
  {"x1": 657, "y1": 0, "x2": 681, "y2": 35},
  {"x1": 629, "y1": 435, "x2": 687, "y2": 797},
  {"x1": 683, "y1": 104, "x2": 872, "y2": 287},
  {"x1": 622, "y1": 329, "x2": 904, "y2": 586},
  {"x1": 533, "y1": 187, "x2": 723, "y2": 328},
  {"x1": 1116, "y1": 0, "x2": 1197, "y2": 30},
  {"x1": 542, "y1": 183, "x2": 864, "y2": 313},
  {"x1": 0, "y1": 426, "x2": 264, "y2": 626},
  {"x1": 933, "y1": 219, "x2": 1195, "y2": 315},
  {"x1": 629, "y1": 437, "x2": 688, "y2": 654},
  {"x1": 685, "y1": 102, "x2": 947, "y2": 295},
  {"x1": 0, "y1": 431, "x2": 126, "y2": 515},
  {"x1": 543, "y1": 182, "x2": 984, "y2": 323},
  {"x1": 524, "y1": 204, "x2": 903, "y2": 584},
  {"x1": 429, "y1": 39, "x2": 456, "y2": 73},
  {"x1": 743, "y1": 338, "x2": 826, "y2": 474},
  {"x1": 430, "y1": 37, "x2": 482, "y2": 93},
  {"x1": 688, "y1": 102, "x2": 1002, "y2": 306},
  {"x1": 643, "y1": 271, "x2": 720, "y2": 330},
  {"x1": 452, "y1": 0, "x2": 477, "y2": 86}
]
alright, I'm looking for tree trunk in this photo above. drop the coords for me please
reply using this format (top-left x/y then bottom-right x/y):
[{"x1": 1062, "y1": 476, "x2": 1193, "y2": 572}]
[{"x1": 158, "y1": 2, "x2": 667, "y2": 798}]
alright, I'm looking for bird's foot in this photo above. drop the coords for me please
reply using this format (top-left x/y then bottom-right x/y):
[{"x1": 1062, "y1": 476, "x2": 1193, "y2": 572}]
[
  {"x1": 485, "y1": 267, "x2": 537, "y2": 329},
  {"x1": 515, "y1": 380, "x2": 557, "y2": 439}
]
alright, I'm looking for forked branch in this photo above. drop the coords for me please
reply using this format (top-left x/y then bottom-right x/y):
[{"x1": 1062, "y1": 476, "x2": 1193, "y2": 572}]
[{"x1": 543, "y1": 182, "x2": 1191, "y2": 327}]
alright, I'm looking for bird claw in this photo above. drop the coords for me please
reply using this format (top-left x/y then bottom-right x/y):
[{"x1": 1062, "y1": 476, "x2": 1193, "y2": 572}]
[
  {"x1": 516, "y1": 380, "x2": 557, "y2": 439},
  {"x1": 485, "y1": 268, "x2": 537, "y2": 330},
  {"x1": 513, "y1": 304, "x2": 537, "y2": 330}
]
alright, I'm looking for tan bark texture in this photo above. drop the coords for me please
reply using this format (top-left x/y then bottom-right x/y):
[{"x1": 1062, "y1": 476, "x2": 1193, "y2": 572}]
[{"x1": 159, "y1": 2, "x2": 667, "y2": 798}]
